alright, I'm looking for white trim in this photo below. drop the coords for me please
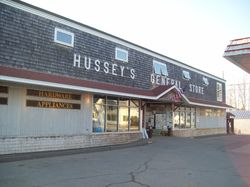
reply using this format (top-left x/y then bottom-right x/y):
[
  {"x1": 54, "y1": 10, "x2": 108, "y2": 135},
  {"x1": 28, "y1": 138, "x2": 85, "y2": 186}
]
[
  {"x1": 0, "y1": 75, "x2": 157, "y2": 100},
  {"x1": 1, "y1": 0, "x2": 225, "y2": 83},
  {"x1": 0, "y1": 75, "x2": 228, "y2": 109},
  {"x1": 188, "y1": 101, "x2": 227, "y2": 109},
  {"x1": 54, "y1": 27, "x2": 74, "y2": 47},
  {"x1": 115, "y1": 47, "x2": 128, "y2": 62}
]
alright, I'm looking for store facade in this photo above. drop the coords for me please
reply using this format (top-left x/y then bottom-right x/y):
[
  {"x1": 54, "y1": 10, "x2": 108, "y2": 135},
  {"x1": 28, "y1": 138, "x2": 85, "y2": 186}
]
[{"x1": 0, "y1": 0, "x2": 229, "y2": 155}]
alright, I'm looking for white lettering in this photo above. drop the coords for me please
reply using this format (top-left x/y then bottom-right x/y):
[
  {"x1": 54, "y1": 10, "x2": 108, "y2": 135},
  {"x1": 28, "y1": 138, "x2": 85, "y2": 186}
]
[
  {"x1": 130, "y1": 69, "x2": 135, "y2": 79},
  {"x1": 156, "y1": 75, "x2": 160, "y2": 85},
  {"x1": 112, "y1": 64, "x2": 118, "y2": 76},
  {"x1": 94, "y1": 59, "x2": 100, "y2": 72},
  {"x1": 104, "y1": 62, "x2": 109, "y2": 74},
  {"x1": 171, "y1": 79, "x2": 175, "y2": 85},
  {"x1": 73, "y1": 54, "x2": 81, "y2": 67},
  {"x1": 84, "y1": 56, "x2": 91, "y2": 70},
  {"x1": 120, "y1": 66, "x2": 125, "y2": 77},
  {"x1": 189, "y1": 84, "x2": 204, "y2": 95},
  {"x1": 150, "y1": 74, "x2": 155, "y2": 84},
  {"x1": 73, "y1": 53, "x2": 136, "y2": 80}
]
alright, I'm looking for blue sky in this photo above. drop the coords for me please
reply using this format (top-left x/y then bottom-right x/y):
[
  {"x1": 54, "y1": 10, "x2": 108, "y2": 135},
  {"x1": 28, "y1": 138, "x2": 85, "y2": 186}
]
[{"x1": 22, "y1": 0, "x2": 250, "y2": 84}]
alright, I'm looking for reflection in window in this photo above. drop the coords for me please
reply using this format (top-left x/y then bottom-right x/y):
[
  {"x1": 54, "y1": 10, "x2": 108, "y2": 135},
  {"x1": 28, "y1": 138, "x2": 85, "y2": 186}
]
[
  {"x1": 107, "y1": 105, "x2": 118, "y2": 132},
  {"x1": 130, "y1": 107, "x2": 139, "y2": 131},
  {"x1": 92, "y1": 95, "x2": 140, "y2": 133},
  {"x1": 119, "y1": 106, "x2": 129, "y2": 131},
  {"x1": 174, "y1": 107, "x2": 196, "y2": 129},
  {"x1": 93, "y1": 104, "x2": 105, "y2": 132}
]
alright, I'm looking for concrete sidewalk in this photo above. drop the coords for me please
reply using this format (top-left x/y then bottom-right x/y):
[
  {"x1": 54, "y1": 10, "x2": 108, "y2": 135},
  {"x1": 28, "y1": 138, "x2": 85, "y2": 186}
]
[{"x1": 1, "y1": 135, "x2": 250, "y2": 187}]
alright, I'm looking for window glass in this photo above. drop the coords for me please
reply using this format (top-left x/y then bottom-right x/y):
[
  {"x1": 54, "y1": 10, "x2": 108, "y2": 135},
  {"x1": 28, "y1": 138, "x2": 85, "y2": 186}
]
[
  {"x1": 216, "y1": 82, "x2": 223, "y2": 102},
  {"x1": 202, "y1": 77, "x2": 209, "y2": 86},
  {"x1": 182, "y1": 70, "x2": 191, "y2": 80},
  {"x1": 174, "y1": 111, "x2": 180, "y2": 128},
  {"x1": 191, "y1": 108, "x2": 196, "y2": 128},
  {"x1": 130, "y1": 100, "x2": 139, "y2": 107},
  {"x1": 130, "y1": 107, "x2": 139, "y2": 131},
  {"x1": 107, "y1": 97, "x2": 118, "y2": 105},
  {"x1": 174, "y1": 106, "x2": 196, "y2": 129},
  {"x1": 115, "y1": 48, "x2": 128, "y2": 62},
  {"x1": 93, "y1": 95, "x2": 105, "y2": 105},
  {"x1": 106, "y1": 105, "x2": 118, "y2": 132},
  {"x1": 180, "y1": 111, "x2": 185, "y2": 128},
  {"x1": 54, "y1": 28, "x2": 74, "y2": 47},
  {"x1": 153, "y1": 61, "x2": 168, "y2": 76},
  {"x1": 119, "y1": 106, "x2": 129, "y2": 131},
  {"x1": 119, "y1": 98, "x2": 129, "y2": 107},
  {"x1": 92, "y1": 96, "x2": 140, "y2": 132},
  {"x1": 185, "y1": 108, "x2": 191, "y2": 128},
  {"x1": 93, "y1": 104, "x2": 105, "y2": 132}
]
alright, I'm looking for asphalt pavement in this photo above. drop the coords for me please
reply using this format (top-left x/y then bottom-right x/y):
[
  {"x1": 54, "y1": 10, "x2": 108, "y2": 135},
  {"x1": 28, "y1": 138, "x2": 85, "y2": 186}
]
[{"x1": 1, "y1": 135, "x2": 250, "y2": 187}]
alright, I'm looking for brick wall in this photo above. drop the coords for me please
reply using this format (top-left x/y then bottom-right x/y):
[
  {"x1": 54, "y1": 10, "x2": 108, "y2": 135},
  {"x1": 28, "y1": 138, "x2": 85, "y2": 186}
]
[
  {"x1": 173, "y1": 128, "x2": 226, "y2": 137},
  {"x1": 0, "y1": 132, "x2": 143, "y2": 155}
]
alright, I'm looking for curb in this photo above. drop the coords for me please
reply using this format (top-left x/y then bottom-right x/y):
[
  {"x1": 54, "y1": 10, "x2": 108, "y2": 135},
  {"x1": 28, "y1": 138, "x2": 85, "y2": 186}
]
[{"x1": 0, "y1": 139, "x2": 148, "y2": 163}]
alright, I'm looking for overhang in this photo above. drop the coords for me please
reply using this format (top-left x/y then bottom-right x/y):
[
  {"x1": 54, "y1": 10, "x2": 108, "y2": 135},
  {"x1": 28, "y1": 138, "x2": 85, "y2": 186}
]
[
  {"x1": 0, "y1": 66, "x2": 230, "y2": 109},
  {"x1": 223, "y1": 37, "x2": 250, "y2": 73}
]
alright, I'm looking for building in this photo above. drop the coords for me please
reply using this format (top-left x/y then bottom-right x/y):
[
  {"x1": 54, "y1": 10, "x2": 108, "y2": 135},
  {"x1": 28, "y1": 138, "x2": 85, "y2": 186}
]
[
  {"x1": 0, "y1": 0, "x2": 230, "y2": 155},
  {"x1": 224, "y1": 37, "x2": 250, "y2": 73},
  {"x1": 231, "y1": 111, "x2": 250, "y2": 135}
]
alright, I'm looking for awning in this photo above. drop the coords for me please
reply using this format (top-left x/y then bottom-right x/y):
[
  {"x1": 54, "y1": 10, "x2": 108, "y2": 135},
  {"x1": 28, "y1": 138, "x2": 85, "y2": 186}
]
[
  {"x1": 0, "y1": 66, "x2": 230, "y2": 109},
  {"x1": 223, "y1": 37, "x2": 250, "y2": 73}
]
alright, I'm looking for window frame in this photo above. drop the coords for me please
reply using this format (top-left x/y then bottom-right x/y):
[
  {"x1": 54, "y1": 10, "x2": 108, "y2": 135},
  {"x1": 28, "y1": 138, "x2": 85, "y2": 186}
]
[
  {"x1": 202, "y1": 77, "x2": 209, "y2": 86},
  {"x1": 115, "y1": 47, "x2": 128, "y2": 62},
  {"x1": 153, "y1": 60, "x2": 168, "y2": 76},
  {"x1": 54, "y1": 27, "x2": 74, "y2": 47},
  {"x1": 182, "y1": 70, "x2": 191, "y2": 80},
  {"x1": 216, "y1": 82, "x2": 223, "y2": 102}
]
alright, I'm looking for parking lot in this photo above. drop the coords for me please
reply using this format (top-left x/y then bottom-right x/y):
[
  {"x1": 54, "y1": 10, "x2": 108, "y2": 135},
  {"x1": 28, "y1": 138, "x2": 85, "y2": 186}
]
[{"x1": 1, "y1": 135, "x2": 250, "y2": 187}]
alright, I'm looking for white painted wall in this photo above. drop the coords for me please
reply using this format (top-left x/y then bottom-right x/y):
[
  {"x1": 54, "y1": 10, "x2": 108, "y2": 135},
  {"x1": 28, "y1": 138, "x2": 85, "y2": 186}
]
[
  {"x1": 0, "y1": 85, "x2": 92, "y2": 137},
  {"x1": 196, "y1": 108, "x2": 226, "y2": 129},
  {"x1": 234, "y1": 119, "x2": 250, "y2": 135}
]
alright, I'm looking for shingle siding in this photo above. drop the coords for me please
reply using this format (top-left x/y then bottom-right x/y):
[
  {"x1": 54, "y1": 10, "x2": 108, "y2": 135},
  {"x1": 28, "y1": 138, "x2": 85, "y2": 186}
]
[{"x1": 0, "y1": 2, "x2": 225, "y2": 102}]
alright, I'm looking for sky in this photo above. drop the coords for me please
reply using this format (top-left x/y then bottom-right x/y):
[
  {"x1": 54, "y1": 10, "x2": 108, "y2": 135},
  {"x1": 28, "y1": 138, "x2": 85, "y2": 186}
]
[{"x1": 22, "y1": 0, "x2": 250, "y2": 85}]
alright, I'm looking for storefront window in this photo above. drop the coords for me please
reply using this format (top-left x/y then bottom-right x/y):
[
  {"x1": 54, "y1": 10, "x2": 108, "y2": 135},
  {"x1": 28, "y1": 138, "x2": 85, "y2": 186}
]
[
  {"x1": 174, "y1": 106, "x2": 196, "y2": 129},
  {"x1": 186, "y1": 108, "x2": 191, "y2": 128},
  {"x1": 200, "y1": 108, "x2": 225, "y2": 117},
  {"x1": 174, "y1": 112, "x2": 180, "y2": 128},
  {"x1": 93, "y1": 95, "x2": 140, "y2": 133},
  {"x1": 93, "y1": 96, "x2": 106, "y2": 132},
  {"x1": 130, "y1": 107, "x2": 139, "y2": 131},
  {"x1": 106, "y1": 105, "x2": 118, "y2": 132},
  {"x1": 191, "y1": 108, "x2": 196, "y2": 128},
  {"x1": 119, "y1": 106, "x2": 129, "y2": 131}
]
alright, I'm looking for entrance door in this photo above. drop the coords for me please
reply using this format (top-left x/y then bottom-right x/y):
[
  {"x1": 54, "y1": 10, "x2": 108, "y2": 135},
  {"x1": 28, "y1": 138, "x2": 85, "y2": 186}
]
[
  {"x1": 155, "y1": 114, "x2": 167, "y2": 130},
  {"x1": 227, "y1": 118, "x2": 234, "y2": 134}
]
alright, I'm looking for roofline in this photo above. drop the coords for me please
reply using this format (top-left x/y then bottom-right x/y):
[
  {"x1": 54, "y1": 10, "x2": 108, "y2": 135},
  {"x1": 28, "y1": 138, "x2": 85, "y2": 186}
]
[
  {"x1": 231, "y1": 37, "x2": 250, "y2": 41},
  {"x1": 0, "y1": 75, "x2": 229, "y2": 109},
  {"x1": 1, "y1": 0, "x2": 225, "y2": 83}
]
